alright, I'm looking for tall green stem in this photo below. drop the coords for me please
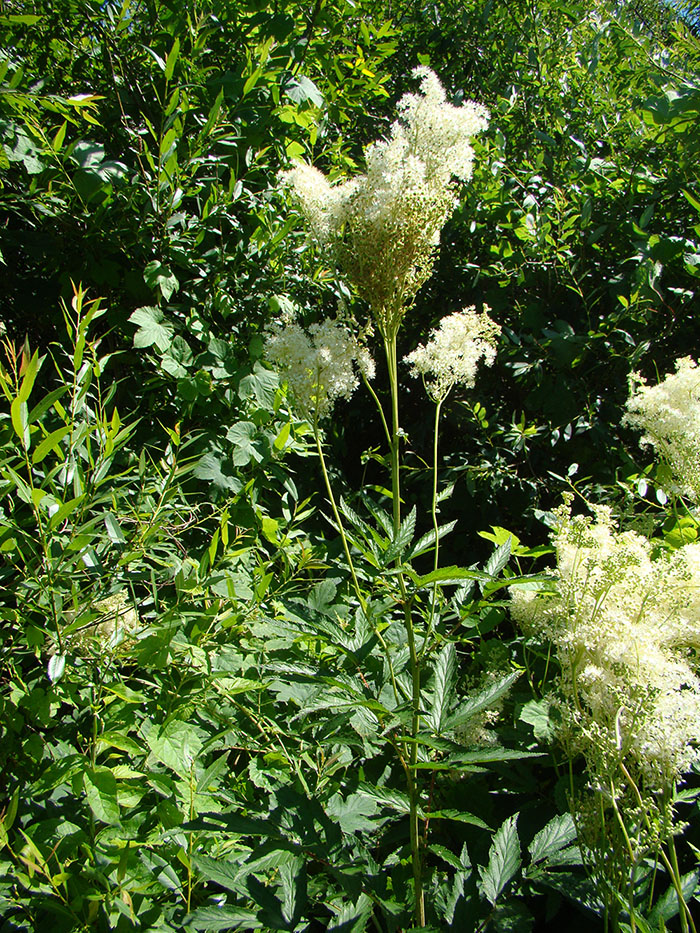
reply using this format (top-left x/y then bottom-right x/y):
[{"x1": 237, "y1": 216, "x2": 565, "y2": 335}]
[
  {"x1": 382, "y1": 330, "x2": 425, "y2": 927},
  {"x1": 314, "y1": 425, "x2": 367, "y2": 615},
  {"x1": 384, "y1": 333, "x2": 402, "y2": 538},
  {"x1": 314, "y1": 422, "x2": 404, "y2": 708},
  {"x1": 422, "y1": 394, "x2": 445, "y2": 653}
]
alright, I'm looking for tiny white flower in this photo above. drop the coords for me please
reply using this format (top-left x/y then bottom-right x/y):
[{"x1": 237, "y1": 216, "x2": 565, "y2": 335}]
[{"x1": 511, "y1": 501, "x2": 700, "y2": 788}]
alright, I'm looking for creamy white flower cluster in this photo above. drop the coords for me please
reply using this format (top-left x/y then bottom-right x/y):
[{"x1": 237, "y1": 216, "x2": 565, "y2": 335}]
[
  {"x1": 280, "y1": 68, "x2": 489, "y2": 337},
  {"x1": 511, "y1": 501, "x2": 700, "y2": 788},
  {"x1": 404, "y1": 306, "x2": 500, "y2": 401},
  {"x1": 265, "y1": 318, "x2": 374, "y2": 421},
  {"x1": 57, "y1": 592, "x2": 140, "y2": 658},
  {"x1": 624, "y1": 356, "x2": 700, "y2": 502}
]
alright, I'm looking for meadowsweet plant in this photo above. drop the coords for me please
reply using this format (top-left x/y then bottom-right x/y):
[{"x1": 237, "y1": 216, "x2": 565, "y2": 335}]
[
  {"x1": 624, "y1": 356, "x2": 700, "y2": 503},
  {"x1": 511, "y1": 498, "x2": 700, "y2": 930},
  {"x1": 270, "y1": 69, "x2": 511, "y2": 928},
  {"x1": 283, "y1": 67, "x2": 490, "y2": 551}
]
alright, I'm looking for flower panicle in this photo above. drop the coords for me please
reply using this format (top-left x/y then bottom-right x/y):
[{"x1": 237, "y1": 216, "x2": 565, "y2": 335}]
[
  {"x1": 264, "y1": 316, "x2": 373, "y2": 421},
  {"x1": 624, "y1": 355, "x2": 700, "y2": 502},
  {"x1": 403, "y1": 305, "x2": 500, "y2": 401},
  {"x1": 510, "y1": 499, "x2": 700, "y2": 790},
  {"x1": 279, "y1": 68, "x2": 489, "y2": 337}
]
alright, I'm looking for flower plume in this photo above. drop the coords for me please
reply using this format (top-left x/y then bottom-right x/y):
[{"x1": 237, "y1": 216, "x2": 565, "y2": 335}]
[{"x1": 280, "y1": 68, "x2": 489, "y2": 338}]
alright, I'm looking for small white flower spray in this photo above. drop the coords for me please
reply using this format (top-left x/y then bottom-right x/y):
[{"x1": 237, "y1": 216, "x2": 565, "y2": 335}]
[
  {"x1": 511, "y1": 499, "x2": 700, "y2": 930},
  {"x1": 624, "y1": 356, "x2": 700, "y2": 504},
  {"x1": 264, "y1": 315, "x2": 375, "y2": 615},
  {"x1": 405, "y1": 307, "x2": 500, "y2": 637}
]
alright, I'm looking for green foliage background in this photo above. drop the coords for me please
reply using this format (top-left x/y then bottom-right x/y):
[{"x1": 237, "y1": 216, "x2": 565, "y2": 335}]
[{"x1": 1, "y1": 0, "x2": 699, "y2": 930}]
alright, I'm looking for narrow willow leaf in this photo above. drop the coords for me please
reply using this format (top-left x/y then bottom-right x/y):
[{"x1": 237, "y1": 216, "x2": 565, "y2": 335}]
[
  {"x1": 479, "y1": 813, "x2": 521, "y2": 905},
  {"x1": 444, "y1": 670, "x2": 521, "y2": 732},
  {"x1": 31, "y1": 425, "x2": 70, "y2": 464},
  {"x1": 164, "y1": 37, "x2": 180, "y2": 81},
  {"x1": 27, "y1": 385, "x2": 69, "y2": 424},
  {"x1": 528, "y1": 813, "x2": 576, "y2": 864},
  {"x1": 10, "y1": 398, "x2": 29, "y2": 449},
  {"x1": 104, "y1": 512, "x2": 126, "y2": 544}
]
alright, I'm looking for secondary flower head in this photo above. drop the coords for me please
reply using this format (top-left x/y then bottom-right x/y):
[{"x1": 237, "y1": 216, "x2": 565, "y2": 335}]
[
  {"x1": 280, "y1": 68, "x2": 489, "y2": 338},
  {"x1": 624, "y1": 356, "x2": 700, "y2": 502},
  {"x1": 510, "y1": 500, "x2": 700, "y2": 790},
  {"x1": 265, "y1": 317, "x2": 373, "y2": 421},
  {"x1": 404, "y1": 305, "x2": 500, "y2": 401}
]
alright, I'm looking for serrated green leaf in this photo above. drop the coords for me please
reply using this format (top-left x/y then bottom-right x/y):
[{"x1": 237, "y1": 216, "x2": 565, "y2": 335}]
[
  {"x1": 357, "y1": 782, "x2": 411, "y2": 814},
  {"x1": 479, "y1": 813, "x2": 521, "y2": 905},
  {"x1": 484, "y1": 537, "x2": 512, "y2": 578},
  {"x1": 409, "y1": 520, "x2": 458, "y2": 559},
  {"x1": 146, "y1": 721, "x2": 203, "y2": 777},
  {"x1": 445, "y1": 670, "x2": 521, "y2": 733},
  {"x1": 186, "y1": 906, "x2": 263, "y2": 930},
  {"x1": 428, "y1": 642, "x2": 457, "y2": 734},
  {"x1": 427, "y1": 809, "x2": 490, "y2": 829},
  {"x1": 528, "y1": 813, "x2": 576, "y2": 864},
  {"x1": 648, "y1": 869, "x2": 700, "y2": 925},
  {"x1": 410, "y1": 565, "x2": 490, "y2": 588},
  {"x1": 327, "y1": 894, "x2": 374, "y2": 932},
  {"x1": 384, "y1": 505, "x2": 416, "y2": 564},
  {"x1": 192, "y1": 854, "x2": 246, "y2": 896}
]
